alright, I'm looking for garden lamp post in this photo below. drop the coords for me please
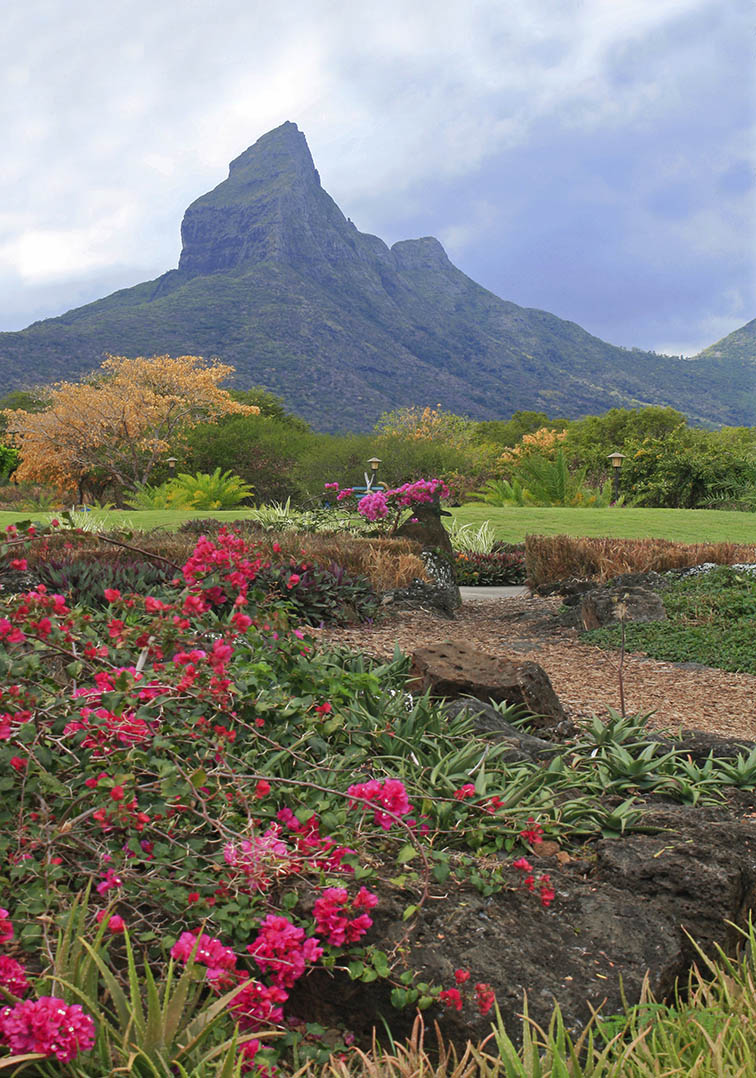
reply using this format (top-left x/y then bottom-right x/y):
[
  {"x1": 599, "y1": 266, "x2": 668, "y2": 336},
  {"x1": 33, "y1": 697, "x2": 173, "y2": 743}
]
[
  {"x1": 608, "y1": 452, "x2": 625, "y2": 504},
  {"x1": 166, "y1": 457, "x2": 178, "y2": 472},
  {"x1": 365, "y1": 457, "x2": 382, "y2": 490}
]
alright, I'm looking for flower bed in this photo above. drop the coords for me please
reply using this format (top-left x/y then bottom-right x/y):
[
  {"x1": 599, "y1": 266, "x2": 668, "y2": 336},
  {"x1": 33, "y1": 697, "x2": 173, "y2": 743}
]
[{"x1": 3, "y1": 521, "x2": 756, "y2": 1073}]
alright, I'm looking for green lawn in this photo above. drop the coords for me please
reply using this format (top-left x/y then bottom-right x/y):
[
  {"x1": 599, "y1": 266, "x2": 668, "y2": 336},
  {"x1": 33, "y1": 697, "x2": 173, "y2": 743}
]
[
  {"x1": 0, "y1": 508, "x2": 264, "y2": 532},
  {"x1": 0, "y1": 505, "x2": 753, "y2": 545},
  {"x1": 451, "y1": 505, "x2": 756, "y2": 544}
]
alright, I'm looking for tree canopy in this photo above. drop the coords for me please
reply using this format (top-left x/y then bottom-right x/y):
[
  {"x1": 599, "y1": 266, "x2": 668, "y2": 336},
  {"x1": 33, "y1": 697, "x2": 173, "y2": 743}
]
[{"x1": 4, "y1": 354, "x2": 257, "y2": 499}]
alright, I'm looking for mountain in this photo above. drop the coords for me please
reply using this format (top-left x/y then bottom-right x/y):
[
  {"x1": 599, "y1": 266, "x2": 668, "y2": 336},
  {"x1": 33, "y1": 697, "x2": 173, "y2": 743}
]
[
  {"x1": 1, "y1": 122, "x2": 754, "y2": 431},
  {"x1": 694, "y1": 319, "x2": 756, "y2": 367}
]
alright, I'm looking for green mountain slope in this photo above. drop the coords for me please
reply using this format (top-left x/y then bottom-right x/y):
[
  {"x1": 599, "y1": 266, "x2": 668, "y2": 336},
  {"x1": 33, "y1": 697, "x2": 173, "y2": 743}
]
[
  {"x1": 695, "y1": 319, "x2": 756, "y2": 366},
  {"x1": 1, "y1": 122, "x2": 754, "y2": 431}
]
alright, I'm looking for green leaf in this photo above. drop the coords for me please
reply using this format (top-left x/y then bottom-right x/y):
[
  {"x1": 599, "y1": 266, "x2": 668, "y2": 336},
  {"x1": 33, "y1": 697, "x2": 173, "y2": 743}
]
[{"x1": 396, "y1": 843, "x2": 418, "y2": 864}]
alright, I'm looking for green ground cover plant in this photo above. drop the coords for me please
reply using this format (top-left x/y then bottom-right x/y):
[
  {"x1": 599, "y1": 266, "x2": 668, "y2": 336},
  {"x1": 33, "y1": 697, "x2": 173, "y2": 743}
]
[{"x1": 584, "y1": 566, "x2": 756, "y2": 674}]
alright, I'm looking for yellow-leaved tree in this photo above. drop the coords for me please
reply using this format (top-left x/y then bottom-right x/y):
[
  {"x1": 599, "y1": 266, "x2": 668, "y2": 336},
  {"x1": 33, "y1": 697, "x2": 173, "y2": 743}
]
[{"x1": 4, "y1": 354, "x2": 259, "y2": 500}]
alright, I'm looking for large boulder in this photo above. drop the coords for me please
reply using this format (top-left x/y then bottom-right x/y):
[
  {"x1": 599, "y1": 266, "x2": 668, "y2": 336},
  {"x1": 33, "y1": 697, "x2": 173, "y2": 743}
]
[
  {"x1": 407, "y1": 640, "x2": 568, "y2": 731},
  {"x1": 581, "y1": 585, "x2": 666, "y2": 630},
  {"x1": 291, "y1": 799, "x2": 756, "y2": 1049}
]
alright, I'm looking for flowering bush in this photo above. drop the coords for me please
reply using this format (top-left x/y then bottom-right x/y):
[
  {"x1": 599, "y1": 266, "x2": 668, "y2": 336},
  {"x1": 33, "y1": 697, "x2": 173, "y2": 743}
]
[
  {"x1": 2, "y1": 518, "x2": 692, "y2": 1072},
  {"x1": 0, "y1": 996, "x2": 95, "y2": 1063},
  {"x1": 328, "y1": 478, "x2": 450, "y2": 536}
]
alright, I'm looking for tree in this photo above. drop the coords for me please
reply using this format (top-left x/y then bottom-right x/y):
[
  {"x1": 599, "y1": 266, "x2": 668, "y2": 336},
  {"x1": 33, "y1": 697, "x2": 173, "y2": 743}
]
[
  {"x1": 228, "y1": 387, "x2": 310, "y2": 431},
  {"x1": 183, "y1": 412, "x2": 314, "y2": 505},
  {"x1": 4, "y1": 355, "x2": 258, "y2": 500},
  {"x1": 474, "y1": 410, "x2": 567, "y2": 448}
]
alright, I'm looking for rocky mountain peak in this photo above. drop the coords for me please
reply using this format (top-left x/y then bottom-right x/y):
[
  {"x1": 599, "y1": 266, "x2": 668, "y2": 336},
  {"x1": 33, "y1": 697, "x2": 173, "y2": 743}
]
[
  {"x1": 177, "y1": 121, "x2": 332, "y2": 277},
  {"x1": 226, "y1": 122, "x2": 320, "y2": 189}
]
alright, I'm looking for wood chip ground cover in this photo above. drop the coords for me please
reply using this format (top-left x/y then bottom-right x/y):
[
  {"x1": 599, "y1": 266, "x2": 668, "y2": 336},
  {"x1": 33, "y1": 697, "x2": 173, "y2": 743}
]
[{"x1": 313, "y1": 595, "x2": 756, "y2": 740}]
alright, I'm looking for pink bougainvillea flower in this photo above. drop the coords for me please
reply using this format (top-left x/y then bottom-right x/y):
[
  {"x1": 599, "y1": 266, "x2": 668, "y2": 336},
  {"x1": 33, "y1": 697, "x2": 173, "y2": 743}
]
[
  {"x1": 0, "y1": 955, "x2": 29, "y2": 997},
  {"x1": 454, "y1": 784, "x2": 476, "y2": 801},
  {"x1": 347, "y1": 778, "x2": 411, "y2": 830},
  {"x1": 439, "y1": 988, "x2": 463, "y2": 1011},
  {"x1": 96, "y1": 910, "x2": 125, "y2": 933},
  {"x1": 313, "y1": 886, "x2": 378, "y2": 946},
  {"x1": 0, "y1": 996, "x2": 95, "y2": 1062},
  {"x1": 519, "y1": 817, "x2": 544, "y2": 845},
  {"x1": 0, "y1": 909, "x2": 14, "y2": 944},
  {"x1": 474, "y1": 982, "x2": 496, "y2": 1016},
  {"x1": 170, "y1": 930, "x2": 238, "y2": 982},
  {"x1": 246, "y1": 914, "x2": 323, "y2": 988},
  {"x1": 538, "y1": 874, "x2": 556, "y2": 908}
]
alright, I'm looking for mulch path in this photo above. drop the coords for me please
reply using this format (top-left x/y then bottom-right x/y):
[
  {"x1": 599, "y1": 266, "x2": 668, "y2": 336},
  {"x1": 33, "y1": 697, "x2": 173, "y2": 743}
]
[{"x1": 311, "y1": 595, "x2": 756, "y2": 740}]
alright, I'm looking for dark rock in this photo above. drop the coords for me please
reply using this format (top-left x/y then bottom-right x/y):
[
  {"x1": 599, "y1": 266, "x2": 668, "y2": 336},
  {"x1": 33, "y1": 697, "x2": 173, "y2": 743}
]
[
  {"x1": 395, "y1": 501, "x2": 454, "y2": 558},
  {"x1": 650, "y1": 727, "x2": 756, "y2": 764},
  {"x1": 292, "y1": 801, "x2": 756, "y2": 1049},
  {"x1": 407, "y1": 641, "x2": 568, "y2": 729},
  {"x1": 0, "y1": 569, "x2": 38, "y2": 595},
  {"x1": 581, "y1": 585, "x2": 666, "y2": 630},
  {"x1": 382, "y1": 580, "x2": 458, "y2": 618},
  {"x1": 442, "y1": 699, "x2": 565, "y2": 759},
  {"x1": 383, "y1": 548, "x2": 461, "y2": 617}
]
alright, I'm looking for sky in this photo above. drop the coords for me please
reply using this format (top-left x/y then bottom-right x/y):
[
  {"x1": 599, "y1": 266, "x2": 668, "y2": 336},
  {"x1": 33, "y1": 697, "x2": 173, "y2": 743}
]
[{"x1": 0, "y1": 0, "x2": 753, "y2": 356}]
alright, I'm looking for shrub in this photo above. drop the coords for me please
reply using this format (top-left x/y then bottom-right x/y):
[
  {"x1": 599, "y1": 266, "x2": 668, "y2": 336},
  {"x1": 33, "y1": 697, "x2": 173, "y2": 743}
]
[
  {"x1": 257, "y1": 560, "x2": 379, "y2": 625},
  {"x1": 454, "y1": 548, "x2": 526, "y2": 586},
  {"x1": 525, "y1": 534, "x2": 756, "y2": 589},
  {"x1": 184, "y1": 411, "x2": 313, "y2": 505},
  {"x1": 35, "y1": 557, "x2": 178, "y2": 609},
  {"x1": 127, "y1": 469, "x2": 254, "y2": 510}
]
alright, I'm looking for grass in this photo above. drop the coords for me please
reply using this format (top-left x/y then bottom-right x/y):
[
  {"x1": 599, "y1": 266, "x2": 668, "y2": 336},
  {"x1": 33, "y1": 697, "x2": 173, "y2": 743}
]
[
  {"x1": 0, "y1": 505, "x2": 754, "y2": 545},
  {"x1": 584, "y1": 566, "x2": 756, "y2": 674},
  {"x1": 0, "y1": 508, "x2": 264, "y2": 531},
  {"x1": 452, "y1": 505, "x2": 756, "y2": 544}
]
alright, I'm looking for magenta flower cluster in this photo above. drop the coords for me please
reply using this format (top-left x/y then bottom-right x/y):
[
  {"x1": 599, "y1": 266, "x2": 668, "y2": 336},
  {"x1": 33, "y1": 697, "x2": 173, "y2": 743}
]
[
  {"x1": 312, "y1": 887, "x2": 378, "y2": 946},
  {"x1": 347, "y1": 778, "x2": 411, "y2": 830},
  {"x1": 0, "y1": 908, "x2": 97, "y2": 1066},
  {"x1": 0, "y1": 997, "x2": 95, "y2": 1063},
  {"x1": 246, "y1": 914, "x2": 323, "y2": 988},
  {"x1": 325, "y1": 477, "x2": 450, "y2": 528}
]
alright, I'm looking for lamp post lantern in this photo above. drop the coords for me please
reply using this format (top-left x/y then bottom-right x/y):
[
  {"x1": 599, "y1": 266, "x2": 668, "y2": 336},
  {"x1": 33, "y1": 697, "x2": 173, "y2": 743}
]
[
  {"x1": 166, "y1": 457, "x2": 178, "y2": 472},
  {"x1": 365, "y1": 457, "x2": 382, "y2": 490},
  {"x1": 608, "y1": 452, "x2": 625, "y2": 504}
]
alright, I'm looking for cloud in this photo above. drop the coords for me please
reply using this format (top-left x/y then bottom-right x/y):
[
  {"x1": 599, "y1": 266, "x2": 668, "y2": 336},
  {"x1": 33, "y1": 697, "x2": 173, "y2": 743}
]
[{"x1": 0, "y1": 0, "x2": 752, "y2": 357}]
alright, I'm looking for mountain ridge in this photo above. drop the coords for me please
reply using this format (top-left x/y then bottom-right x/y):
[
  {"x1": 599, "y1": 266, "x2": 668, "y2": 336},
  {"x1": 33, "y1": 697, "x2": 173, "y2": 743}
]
[{"x1": 1, "y1": 121, "x2": 754, "y2": 431}]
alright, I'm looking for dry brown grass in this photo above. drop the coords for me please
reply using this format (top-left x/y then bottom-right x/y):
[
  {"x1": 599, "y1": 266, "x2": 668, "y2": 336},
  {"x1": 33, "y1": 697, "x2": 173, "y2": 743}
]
[
  {"x1": 526, "y1": 534, "x2": 756, "y2": 588},
  {"x1": 250, "y1": 531, "x2": 427, "y2": 590},
  {"x1": 20, "y1": 527, "x2": 426, "y2": 592},
  {"x1": 294, "y1": 1016, "x2": 484, "y2": 1078}
]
